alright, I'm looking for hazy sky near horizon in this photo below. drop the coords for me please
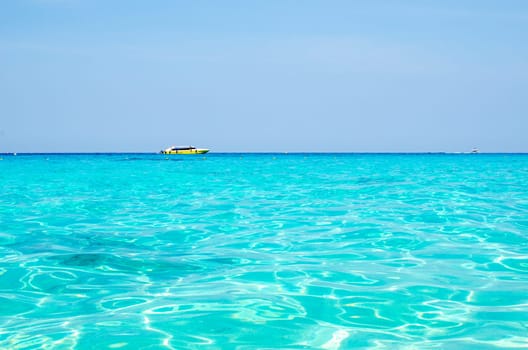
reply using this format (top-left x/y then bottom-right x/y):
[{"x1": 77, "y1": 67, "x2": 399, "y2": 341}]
[{"x1": 1, "y1": 1, "x2": 527, "y2": 152}]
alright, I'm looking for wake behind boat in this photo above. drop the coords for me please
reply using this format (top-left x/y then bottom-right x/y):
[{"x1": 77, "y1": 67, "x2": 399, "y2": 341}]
[{"x1": 160, "y1": 145, "x2": 209, "y2": 155}]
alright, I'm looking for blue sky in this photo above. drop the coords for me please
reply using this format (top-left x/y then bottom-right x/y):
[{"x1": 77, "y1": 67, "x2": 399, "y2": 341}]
[{"x1": 1, "y1": 0, "x2": 527, "y2": 152}]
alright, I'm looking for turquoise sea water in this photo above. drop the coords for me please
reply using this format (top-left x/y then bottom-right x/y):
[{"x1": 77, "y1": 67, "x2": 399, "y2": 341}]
[{"x1": 1, "y1": 153, "x2": 527, "y2": 349}]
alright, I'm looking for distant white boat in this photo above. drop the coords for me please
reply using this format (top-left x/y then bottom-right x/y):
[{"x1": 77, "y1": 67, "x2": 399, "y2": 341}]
[{"x1": 470, "y1": 148, "x2": 480, "y2": 154}]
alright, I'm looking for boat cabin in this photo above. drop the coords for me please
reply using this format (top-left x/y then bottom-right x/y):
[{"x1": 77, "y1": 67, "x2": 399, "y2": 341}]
[{"x1": 166, "y1": 146, "x2": 196, "y2": 151}]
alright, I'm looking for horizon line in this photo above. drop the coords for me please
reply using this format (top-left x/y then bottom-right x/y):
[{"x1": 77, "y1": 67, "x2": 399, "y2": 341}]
[{"x1": 2, "y1": 152, "x2": 528, "y2": 155}]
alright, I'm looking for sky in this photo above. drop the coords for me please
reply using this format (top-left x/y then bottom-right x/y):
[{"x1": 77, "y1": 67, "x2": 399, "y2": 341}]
[{"x1": 1, "y1": 0, "x2": 527, "y2": 153}]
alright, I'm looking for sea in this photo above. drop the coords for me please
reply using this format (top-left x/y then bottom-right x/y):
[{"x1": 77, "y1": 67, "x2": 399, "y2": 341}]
[{"x1": 1, "y1": 153, "x2": 527, "y2": 349}]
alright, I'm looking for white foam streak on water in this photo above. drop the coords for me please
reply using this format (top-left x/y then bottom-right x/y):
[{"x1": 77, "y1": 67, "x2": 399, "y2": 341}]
[{"x1": 322, "y1": 329, "x2": 350, "y2": 350}]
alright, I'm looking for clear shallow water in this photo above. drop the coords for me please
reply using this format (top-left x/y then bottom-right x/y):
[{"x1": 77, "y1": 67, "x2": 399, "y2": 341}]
[{"x1": 1, "y1": 153, "x2": 527, "y2": 349}]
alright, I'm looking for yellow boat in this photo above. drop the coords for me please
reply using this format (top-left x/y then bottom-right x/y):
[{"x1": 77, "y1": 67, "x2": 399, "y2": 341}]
[{"x1": 160, "y1": 146, "x2": 209, "y2": 155}]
